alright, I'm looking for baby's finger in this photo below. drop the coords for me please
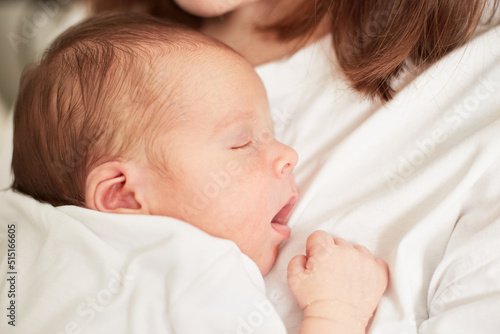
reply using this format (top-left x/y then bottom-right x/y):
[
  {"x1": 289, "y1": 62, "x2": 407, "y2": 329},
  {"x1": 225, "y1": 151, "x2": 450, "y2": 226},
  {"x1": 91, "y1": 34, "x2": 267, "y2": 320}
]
[
  {"x1": 353, "y1": 244, "x2": 373, "y2": 257},
  {"x1": 287, "y1": 255, "x2": 307, "y2": 292},
  {"x1": 306, "y1": 230, "x2": 333, "y2": 258},
  {"x1": 287, "y1": 254, "x2": 307, "y2": 278},
  {"x1": 333, "y1": 237, "x2": 351, "y2": 247},
  {"x1": 376, "y1": 257, "x2": 389, "y2": 274},
  {"x1": 375, "y1": 258, "x2": 390, "y2": 287}
]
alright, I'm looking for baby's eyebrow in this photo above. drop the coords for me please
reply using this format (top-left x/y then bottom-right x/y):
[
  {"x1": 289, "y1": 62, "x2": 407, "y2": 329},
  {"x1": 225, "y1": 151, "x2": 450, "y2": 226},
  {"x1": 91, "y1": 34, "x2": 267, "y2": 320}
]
[{"x1": 213, "y1": 112, "x2": 253, "y2": 135}]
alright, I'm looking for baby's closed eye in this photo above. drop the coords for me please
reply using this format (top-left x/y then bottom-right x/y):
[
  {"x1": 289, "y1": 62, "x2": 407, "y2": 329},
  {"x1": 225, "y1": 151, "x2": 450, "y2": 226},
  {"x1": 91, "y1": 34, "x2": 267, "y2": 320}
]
[{"x1": 231, "y1": 140, "x2": 253, "y2": 149}]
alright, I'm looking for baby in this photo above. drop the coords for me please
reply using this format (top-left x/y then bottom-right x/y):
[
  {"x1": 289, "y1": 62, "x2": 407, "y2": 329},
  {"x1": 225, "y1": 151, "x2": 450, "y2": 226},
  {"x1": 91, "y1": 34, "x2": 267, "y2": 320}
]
[{"x1": 11, "y1": 13, "x2": 388, "y2": 333}]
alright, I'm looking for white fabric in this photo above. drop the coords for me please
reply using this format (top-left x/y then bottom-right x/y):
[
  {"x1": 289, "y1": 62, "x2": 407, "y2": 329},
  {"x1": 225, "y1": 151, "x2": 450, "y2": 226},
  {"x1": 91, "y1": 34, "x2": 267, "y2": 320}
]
[
  {"x1": 0, "y1": 191, "x2": 286, "y2": 334},
  {"x1": 0, "y1": 20, "x2": 499, "y2": 334},
  {"x1": 257, "y1": 27, "x2": 500, "y2": 333}
]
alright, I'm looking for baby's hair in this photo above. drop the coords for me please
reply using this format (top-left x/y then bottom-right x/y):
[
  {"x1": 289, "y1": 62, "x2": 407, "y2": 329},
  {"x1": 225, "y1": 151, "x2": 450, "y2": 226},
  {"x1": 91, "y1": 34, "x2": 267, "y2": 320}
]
[{"x1": 12, "y1": 13, "x2": 230, "y2": 206}]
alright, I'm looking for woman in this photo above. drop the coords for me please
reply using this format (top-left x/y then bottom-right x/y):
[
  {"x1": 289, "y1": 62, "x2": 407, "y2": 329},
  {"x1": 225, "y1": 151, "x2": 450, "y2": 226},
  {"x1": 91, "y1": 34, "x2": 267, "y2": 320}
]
[
  {"x1": 92, "y1": 0, "x2": 499, "y2": 100},
  {"x1": 92, "y1": 1, "x2": 500, "y2": 333}
]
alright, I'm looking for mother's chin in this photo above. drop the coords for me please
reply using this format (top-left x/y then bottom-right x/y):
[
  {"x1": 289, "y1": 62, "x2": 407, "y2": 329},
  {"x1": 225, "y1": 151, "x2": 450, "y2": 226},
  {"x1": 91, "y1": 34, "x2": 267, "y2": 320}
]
[{"x1": 172, "y1": 0, "x2": 251, "y2": 17}]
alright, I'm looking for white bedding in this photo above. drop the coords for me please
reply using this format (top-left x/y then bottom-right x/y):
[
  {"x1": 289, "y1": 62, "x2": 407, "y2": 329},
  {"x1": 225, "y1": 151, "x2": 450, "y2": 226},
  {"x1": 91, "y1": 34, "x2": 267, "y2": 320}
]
[
  {"x1": 0, "y1": 19, "x2": 499, "y2": 334},
  {"x1": 0, "y1": 191, "x2": 287, "y2": 333}
]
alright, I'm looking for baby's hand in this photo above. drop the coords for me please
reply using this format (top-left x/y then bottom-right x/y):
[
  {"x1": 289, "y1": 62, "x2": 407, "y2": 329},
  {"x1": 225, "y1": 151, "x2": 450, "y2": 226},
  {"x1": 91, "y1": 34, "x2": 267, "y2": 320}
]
[{"x1": 287, "y1": 230, "x2": 388, "y2": 331}]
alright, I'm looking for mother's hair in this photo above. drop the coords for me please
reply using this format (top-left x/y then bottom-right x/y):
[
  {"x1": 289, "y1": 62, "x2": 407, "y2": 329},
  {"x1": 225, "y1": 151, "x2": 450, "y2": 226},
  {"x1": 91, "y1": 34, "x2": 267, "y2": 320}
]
[{"x1": 91, "y1": 0, "x2": 499, "y2": 101}]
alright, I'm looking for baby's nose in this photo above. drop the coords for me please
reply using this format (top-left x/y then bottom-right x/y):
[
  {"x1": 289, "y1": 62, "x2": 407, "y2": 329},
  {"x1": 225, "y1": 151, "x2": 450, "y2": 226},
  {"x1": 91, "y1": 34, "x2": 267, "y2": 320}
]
[{"x1": 273, "y1": 143, "x2": 298, "y2": 178}]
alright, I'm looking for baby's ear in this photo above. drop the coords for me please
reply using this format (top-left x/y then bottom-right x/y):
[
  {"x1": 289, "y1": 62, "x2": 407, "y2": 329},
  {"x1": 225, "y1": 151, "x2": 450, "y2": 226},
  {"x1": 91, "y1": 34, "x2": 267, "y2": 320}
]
[{"x1": 85, "y1": 161, "x2": 150, "y2": 214}]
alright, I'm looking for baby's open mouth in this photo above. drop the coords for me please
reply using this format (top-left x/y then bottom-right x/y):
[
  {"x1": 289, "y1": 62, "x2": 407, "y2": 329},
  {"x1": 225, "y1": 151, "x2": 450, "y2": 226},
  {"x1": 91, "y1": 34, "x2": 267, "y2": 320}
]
[{"x1": 271, "y1": 196, "x2": 298, "y2": 237}]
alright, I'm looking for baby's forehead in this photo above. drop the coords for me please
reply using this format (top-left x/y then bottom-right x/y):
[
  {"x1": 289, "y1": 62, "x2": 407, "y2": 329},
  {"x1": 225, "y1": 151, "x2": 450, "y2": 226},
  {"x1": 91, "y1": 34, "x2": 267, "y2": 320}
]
[
  {"x1": 118, "y1": 37, "x2": 263, "y2": 137},
  {"x1": 146, "y1": 46, "x2": 248, "y2": 105}
]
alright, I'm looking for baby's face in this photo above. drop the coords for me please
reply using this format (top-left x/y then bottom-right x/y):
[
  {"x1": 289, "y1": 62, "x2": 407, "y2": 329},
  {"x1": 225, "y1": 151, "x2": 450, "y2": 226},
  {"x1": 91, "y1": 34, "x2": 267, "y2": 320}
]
[{"x1": 146, "y1": 49, "x2": 298, "y2": 274}]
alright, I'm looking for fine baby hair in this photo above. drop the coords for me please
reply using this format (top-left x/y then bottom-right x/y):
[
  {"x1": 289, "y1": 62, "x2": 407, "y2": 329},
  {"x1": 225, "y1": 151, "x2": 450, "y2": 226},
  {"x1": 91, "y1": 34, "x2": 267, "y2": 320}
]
[{"x1": 11, "y1": 13, "x2": 230, "y2": 206}]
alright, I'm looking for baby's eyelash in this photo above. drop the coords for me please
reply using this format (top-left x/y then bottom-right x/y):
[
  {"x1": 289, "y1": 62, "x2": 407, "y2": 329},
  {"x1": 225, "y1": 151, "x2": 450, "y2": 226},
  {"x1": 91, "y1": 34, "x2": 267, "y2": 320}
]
[{"x1": 231, "y1": 140, "x2": 253, "y2": 150}]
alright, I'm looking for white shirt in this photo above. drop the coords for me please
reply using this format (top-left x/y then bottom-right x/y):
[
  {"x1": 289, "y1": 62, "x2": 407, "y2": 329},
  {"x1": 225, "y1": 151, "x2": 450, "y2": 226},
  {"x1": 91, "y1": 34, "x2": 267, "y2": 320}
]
[
  {"x1": 0, "y1": 191, "x2": 287, "y2": 334},
  {"x1": 258, "y1": 26, "x2": 500, "y2": 333}
]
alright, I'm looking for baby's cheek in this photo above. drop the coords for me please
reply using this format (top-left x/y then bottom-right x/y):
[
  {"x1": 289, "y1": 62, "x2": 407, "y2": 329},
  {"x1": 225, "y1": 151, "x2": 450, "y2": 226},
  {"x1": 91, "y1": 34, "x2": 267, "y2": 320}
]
[{"x1": 247, "y1": 148, "x2": 271, "y2": 174}]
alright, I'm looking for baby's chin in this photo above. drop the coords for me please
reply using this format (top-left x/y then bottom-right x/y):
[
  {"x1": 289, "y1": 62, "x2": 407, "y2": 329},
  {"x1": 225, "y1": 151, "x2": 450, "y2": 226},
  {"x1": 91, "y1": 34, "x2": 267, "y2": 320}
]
[{"x1": 256, "y1": 244, "x2": 280, "y2": 276}]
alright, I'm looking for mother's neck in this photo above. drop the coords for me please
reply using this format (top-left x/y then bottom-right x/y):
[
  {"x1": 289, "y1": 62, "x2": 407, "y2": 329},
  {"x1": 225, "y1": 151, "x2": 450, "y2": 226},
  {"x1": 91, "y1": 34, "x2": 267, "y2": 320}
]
[{"x1": 200, "y1": 2, "x2": 329, "y2": 66}]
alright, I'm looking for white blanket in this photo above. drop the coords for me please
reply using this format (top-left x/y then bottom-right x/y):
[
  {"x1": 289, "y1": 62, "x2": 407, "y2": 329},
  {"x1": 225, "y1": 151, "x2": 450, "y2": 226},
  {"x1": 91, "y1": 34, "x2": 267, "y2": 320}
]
[
  {"x1": 0, "y1": 191, "x2": 287, "y2": 333},
  {"x1": 0, "y1": 22, "x2": 499, "y2": 334}
]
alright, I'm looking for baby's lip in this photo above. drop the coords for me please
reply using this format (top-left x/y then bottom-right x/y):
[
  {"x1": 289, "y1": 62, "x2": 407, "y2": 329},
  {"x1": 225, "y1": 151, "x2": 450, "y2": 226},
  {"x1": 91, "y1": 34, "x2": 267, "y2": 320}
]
[
  {"x1": 271, "y1": 193, "x2": 298, "y2": 225},
  {"x1": 270, "y1": 193, "x2": 298, "y2": 239}
]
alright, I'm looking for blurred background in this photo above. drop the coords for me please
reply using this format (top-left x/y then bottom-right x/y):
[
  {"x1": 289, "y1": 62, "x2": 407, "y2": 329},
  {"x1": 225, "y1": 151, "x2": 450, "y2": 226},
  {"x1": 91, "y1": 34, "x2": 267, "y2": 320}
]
[{"x1": 0, "y1": 0, "x2": 88, "y2": 188}]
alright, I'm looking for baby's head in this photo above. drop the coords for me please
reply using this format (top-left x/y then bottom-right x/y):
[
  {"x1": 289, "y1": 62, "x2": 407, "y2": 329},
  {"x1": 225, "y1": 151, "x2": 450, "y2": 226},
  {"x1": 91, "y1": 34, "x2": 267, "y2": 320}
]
[{"x1": 12, "y1": 13, "x2": 297, "y2": 274}]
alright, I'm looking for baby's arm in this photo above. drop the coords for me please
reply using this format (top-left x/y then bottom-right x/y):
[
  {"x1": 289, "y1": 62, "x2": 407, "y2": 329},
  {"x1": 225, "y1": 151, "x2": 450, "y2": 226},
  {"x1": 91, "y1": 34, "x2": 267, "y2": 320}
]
[{"x1": 287, "y1": 231, "x2": 388, "y2": 334}]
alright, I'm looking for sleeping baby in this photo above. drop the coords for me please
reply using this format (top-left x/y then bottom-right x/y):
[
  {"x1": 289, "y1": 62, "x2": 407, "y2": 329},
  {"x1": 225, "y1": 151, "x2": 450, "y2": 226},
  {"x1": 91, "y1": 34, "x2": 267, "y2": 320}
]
[{"x1": 11, "y1": 13, "x2": 388, "y2": 334}]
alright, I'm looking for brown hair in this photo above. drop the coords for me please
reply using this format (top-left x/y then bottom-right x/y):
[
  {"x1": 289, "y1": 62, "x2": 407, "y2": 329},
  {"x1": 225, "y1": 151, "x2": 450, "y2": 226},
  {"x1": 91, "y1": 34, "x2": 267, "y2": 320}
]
[
  {"x1": 91, "y1": 0, "x2": 499, "y2": 101},
  {"x1": 12, "y1": 13, "x2": 223, "y2": 206}
]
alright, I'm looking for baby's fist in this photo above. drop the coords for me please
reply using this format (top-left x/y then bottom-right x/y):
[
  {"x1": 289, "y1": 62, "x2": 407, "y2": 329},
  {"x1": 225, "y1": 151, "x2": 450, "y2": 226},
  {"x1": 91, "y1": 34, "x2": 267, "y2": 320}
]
[{"x1": 287, "y1": 230, "x2": 388, "y2": 326}]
